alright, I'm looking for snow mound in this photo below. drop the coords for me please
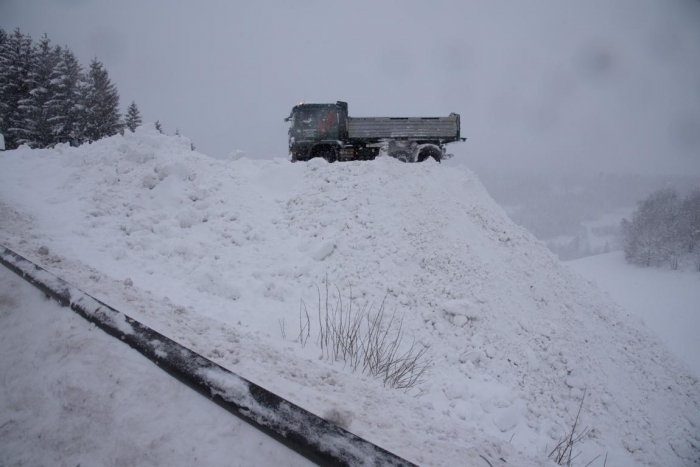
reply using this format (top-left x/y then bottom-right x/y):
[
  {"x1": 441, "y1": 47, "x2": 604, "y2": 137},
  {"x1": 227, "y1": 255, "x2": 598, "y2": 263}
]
[{"x1": 0, "y1": 130, "x2": 698, "y2": 466}]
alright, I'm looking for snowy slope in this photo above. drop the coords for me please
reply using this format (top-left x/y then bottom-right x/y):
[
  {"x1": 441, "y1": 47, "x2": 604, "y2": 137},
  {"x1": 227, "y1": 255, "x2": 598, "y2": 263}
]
[
  {"x1": 0, "y1": 126, "x2": 698, "y2": 466},
  {"x1": 567, "y1": 251, "x2": 700, "y2": 379}
]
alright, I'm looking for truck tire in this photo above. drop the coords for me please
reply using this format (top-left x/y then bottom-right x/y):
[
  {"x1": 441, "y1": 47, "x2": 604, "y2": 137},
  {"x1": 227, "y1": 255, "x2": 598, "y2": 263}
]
[
  {"x1": 392, "y1": 151, "x2": 412, "y2": 163},
  {"x1": 417, "y1": 146, "x2": 442, "y2": 163},
  {"x1": 322, "y1": 147, "x2": 338, "y2": 163},
  {"x1": 311, "y1": 145, "x2": 338, "y2": 163}
]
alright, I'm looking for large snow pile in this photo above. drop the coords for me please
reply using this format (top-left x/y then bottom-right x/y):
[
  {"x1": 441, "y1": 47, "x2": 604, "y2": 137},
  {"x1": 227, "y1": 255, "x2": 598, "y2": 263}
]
[{"x1": 0, "y1": 125, "x2": 698, "y2": 466}]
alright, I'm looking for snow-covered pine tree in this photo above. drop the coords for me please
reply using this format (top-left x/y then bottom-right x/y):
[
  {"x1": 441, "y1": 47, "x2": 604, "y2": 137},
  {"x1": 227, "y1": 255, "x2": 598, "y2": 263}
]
[
  {"x1": 52, "y1": 48, "x2": 88, "y2": 145},
  {"x1": 21, "y1": 34, "x2": 62, "y2": 148},
  {"x1": 83, "y1": 58, "x2": 121, "y2": 142},
  {"x1": 0, "y1": 28, "x2": 35, "y2": 149},
  {"x1": 155, "y1": 120, "x2": 163, "y2": 134},
  {"x1": 49, "y1": 47, "x2": 84, "y2": 146},
  {"x1": 0, "y1": 28, "x2": 8, "y2": 139},
  {"x1": 124, "y1": 101, "x2": 142, "y2": 132}
]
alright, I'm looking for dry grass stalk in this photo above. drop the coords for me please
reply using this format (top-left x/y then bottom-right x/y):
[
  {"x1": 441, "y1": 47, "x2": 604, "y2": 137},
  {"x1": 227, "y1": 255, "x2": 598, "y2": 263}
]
[{"x1": 295, "y1": 279, "x2": 432, "y2": 391}]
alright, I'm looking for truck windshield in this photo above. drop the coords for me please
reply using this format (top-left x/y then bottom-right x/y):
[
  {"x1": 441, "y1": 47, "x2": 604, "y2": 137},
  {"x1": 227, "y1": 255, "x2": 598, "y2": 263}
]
[
  {"x1": 294, "y1": 109, "x2": 320, "y2": 128},
  {"x1": 291, "y1": 107, "x2": 339, "y2": 139}
]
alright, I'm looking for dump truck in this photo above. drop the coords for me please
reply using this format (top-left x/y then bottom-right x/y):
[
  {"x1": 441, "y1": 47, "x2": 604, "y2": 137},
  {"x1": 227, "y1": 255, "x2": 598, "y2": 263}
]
[{"x1": 285, "y1": 101, "x2": 464, "y2": 163}]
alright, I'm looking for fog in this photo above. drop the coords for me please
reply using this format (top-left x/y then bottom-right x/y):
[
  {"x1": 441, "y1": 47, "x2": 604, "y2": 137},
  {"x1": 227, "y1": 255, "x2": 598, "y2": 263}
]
[{"x1": 3, "y1": 0, "x2": 700, "y2": 178}]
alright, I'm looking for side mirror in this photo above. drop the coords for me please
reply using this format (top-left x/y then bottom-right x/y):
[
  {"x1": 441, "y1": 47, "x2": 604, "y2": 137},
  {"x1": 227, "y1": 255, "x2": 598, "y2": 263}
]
[{"x1": 284, "y1": 117, "x2": 290, "y2": 122}]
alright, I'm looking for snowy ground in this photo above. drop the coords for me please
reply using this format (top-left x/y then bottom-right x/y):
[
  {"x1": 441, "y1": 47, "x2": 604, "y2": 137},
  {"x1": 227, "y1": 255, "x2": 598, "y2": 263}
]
[
  {"x1": 567, "y1": 251, "x2": 700, "y2": 379},
  {"x1": 0, "y1": 126, "x2": 698, "y2": 466},
  {"x1": 0, "y1": 265, "x2": 313, "y2": 467}
]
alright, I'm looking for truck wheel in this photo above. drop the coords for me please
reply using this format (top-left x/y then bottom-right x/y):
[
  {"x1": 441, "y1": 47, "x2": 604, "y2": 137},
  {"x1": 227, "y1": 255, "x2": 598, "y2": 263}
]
[
  {"x1": 392, "y1": 151, "x2": 411, "y2": 163},
  {"x1": 311, "y1": 145, "x2": 338, "y2": 163},
  {"x1": 417, "y1": 146, "x2": 442, "y2": 163},
  {"x1": 323, "y1": 147, "x2": 338, "y2": 163}
]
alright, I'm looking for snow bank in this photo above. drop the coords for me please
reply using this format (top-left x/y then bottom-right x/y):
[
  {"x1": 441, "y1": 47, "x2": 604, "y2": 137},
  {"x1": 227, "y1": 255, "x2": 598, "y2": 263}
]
[{"x1": 0, "y1": 126, "x2": 697, "y2": 466}]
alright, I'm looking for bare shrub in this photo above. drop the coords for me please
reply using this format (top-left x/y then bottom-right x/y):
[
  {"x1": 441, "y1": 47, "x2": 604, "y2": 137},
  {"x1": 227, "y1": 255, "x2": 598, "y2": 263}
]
[
  {"x1": 549, "y1": 389, "x2": 596, "y2": 466},
  {"x1": 295, "y1": 279, "x2": 432, "y2": 391}
]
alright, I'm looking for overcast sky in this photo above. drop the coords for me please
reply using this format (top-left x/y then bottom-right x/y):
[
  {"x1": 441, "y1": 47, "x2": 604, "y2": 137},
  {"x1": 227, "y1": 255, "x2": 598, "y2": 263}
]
[{"x1": 2, "y1": 0, "x2": 699, "y2": 176}]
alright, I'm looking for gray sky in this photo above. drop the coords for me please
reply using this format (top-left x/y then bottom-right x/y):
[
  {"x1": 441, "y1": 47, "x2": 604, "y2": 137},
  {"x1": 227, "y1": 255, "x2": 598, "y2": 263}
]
[{"x1": 2, "y1": 0, "x2": 700, "y2": 176}]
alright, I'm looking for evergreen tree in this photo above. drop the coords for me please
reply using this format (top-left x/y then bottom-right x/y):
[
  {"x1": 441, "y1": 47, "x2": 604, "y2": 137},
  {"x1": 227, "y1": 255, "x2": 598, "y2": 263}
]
[
  {"x1": 0, "y1": 30, "x2": 127, "y2": 148},
  {"x1": 124, "y1": 101, "x2": 142, "y2": 132},
  {"x1": 0, "y1": 28, "x2": 35, "y2": 149},
  {"x1": 155, "y1": 120, "x2": 163, "y2": 134},
  {"x1": 0, "y1": 28, "x2": 8, "y2": 138},
  {"x1": 21, "y1": 34, "x2": 62, "y2": 147},
  {"x1": 49, "y1": 47, "x2": 84, "y2": 146},
  {"x1": 82, "y1": 58, "x2": 121, "y2": 142}
]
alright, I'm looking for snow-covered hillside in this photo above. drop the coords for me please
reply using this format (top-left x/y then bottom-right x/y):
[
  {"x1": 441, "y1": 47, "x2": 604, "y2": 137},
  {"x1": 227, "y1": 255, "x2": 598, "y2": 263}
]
[
  {"x1": 567, "y1": 251, "x2": 700, "y2": 379},
  {"x1": 0, "y1": 126, "x2": 698, "y2": 466}
]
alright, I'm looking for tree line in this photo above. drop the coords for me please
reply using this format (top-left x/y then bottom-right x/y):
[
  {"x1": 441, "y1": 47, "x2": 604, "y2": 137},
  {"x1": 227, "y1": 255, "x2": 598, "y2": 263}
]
[
  {"x1": 0, "y1": 27, "x2": 143, "y2": 150},
  {"x1": 621, "y1": 188, "x2": 700, "y2": 270}
]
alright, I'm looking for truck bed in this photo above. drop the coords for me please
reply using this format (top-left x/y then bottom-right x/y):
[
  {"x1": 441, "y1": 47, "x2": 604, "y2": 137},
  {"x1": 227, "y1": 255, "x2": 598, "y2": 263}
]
[{"x1": 347, "y1": 114, "x2": 460, "y2": 142}]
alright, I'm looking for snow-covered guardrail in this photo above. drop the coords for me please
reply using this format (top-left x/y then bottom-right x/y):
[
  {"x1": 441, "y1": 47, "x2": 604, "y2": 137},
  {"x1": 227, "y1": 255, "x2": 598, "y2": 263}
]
[{"x1": 0, "y1": 246, "x2": 418, "y2": 467}]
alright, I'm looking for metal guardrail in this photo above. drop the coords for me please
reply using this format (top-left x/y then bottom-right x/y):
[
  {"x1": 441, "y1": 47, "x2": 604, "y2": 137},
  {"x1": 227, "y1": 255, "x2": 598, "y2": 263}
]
[{"x1": 0, "y1": 245, "x2": 419, "y2": 467}]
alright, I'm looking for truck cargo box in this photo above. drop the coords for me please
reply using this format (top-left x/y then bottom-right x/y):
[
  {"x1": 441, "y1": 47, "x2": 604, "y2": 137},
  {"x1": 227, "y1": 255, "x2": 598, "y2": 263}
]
[{"x1": 348, "y1": 114, "x2": 461, "y2": 142}]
